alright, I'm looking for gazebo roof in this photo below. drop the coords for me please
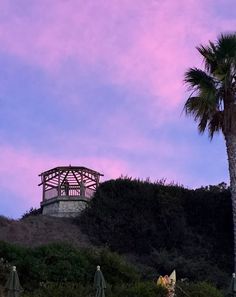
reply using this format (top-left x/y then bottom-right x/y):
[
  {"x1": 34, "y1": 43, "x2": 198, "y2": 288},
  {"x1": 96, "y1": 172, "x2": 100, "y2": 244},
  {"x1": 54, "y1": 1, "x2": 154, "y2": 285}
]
[
  {"x1": 39, "y1": 165, "x2": 104, "y2": 201},
  {"x1": 39, "y1": 166, "x2": 104, "y2": 177}
]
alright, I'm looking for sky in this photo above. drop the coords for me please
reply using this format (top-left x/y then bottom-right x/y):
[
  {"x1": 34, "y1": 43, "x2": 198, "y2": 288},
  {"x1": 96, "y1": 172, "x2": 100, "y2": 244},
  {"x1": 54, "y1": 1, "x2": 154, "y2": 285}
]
[{"x1": 0, "y1": 0, "x2": 235, "y2": 218}]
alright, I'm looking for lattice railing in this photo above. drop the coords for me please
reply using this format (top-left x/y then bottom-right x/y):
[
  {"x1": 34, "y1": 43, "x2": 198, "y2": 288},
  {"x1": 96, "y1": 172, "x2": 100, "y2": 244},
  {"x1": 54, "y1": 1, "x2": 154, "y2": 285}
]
[{"x1": 44, "y1": 186, "x2": 95, "y2": 200}]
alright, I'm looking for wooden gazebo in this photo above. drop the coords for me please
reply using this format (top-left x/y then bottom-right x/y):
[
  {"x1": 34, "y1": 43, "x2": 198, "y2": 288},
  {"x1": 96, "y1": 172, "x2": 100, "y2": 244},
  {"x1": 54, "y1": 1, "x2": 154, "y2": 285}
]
[{"x1": 39, "y1": 166, "x2": 103, "y2": 217}]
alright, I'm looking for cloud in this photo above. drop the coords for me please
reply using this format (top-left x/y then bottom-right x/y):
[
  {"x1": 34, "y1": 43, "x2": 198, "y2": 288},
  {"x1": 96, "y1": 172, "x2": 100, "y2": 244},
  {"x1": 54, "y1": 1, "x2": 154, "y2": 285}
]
[
  {"x1": 0, "y1": 125, "x2": 228, "y2": 218},
  {"x1": 0, "y1": 0, "x2": 234, "y2": 109},
  {"x1": 0, "y1": 0, "x2": 233, "y2": 218},
  {"x1": 0, "y1": 144, "x2": 134, "y2": 208}
]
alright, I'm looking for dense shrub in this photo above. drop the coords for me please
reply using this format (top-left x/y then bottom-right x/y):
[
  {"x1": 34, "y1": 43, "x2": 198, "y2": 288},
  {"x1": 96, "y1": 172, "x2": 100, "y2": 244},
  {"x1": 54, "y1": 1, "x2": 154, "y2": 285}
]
[
  {"x1": 0, "y1": 258, "x2": 11, "y2": 297},
  {"x1": 21, "y1": 282, "x2": 167, "y2": 297},
  {"x1": 176, "y1": 281, "x2": 224, "y2": 297},
  {"x1": 22, "y1": 283, "x2": 93, "y2": 297},
  {"x1": 0, "y1": 241, "x2": 170, "y2": 297},
  {"x1": 0, "y1": 241, "x2": 139, "y2": 292},
  {"x1": 0, "y1": 215, "x2": 13, "y2": 227},
  {"x1": 149, "y1": 249, "x2": 229, "y2": 288},
  {"x1": 79, "y1": 178, "x2": 188, "y2": 253},
  {"x1": 20, "y1": 280, "x2": 223, "y2": 297},
  {"x1": 21, "y1": 207, "x2": 42, "y2": 219},
  {"x1": 78, "y1": 178, "x2": 233, "y2": 287},
  {"x1": 113, "y1": 282, "x2": 167, "y2": 297}
]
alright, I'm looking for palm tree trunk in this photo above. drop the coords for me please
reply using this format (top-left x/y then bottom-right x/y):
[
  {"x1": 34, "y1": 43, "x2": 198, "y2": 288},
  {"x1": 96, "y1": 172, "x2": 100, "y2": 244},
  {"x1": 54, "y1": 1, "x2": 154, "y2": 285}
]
[{"x1": 225, "y1": 132, "x2": 236, "y2": 272}]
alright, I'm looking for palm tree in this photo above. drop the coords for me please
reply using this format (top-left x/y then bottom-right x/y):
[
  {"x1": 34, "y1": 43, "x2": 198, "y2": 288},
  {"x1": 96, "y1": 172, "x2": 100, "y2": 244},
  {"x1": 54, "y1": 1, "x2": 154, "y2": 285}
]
[{"x1": 184, "y1": 33, "x2": 236, "y2": 271}]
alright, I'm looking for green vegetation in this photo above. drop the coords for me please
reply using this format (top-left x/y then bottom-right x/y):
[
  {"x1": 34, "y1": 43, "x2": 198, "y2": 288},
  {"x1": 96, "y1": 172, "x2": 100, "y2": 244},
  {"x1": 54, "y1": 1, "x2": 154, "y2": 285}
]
[
  {"x1": 21, "y1": 207, "x2": 42, "y2": 219},
  {"x1": 0, "y1": 241, "x2": 140, "y2": 289},
  {"x1": 0, "y1": 241, "x2": 166, "y2": 297},
  {"x1": 0, "y1": 241, "x2": 225, "y2": 297},
  {"x1": 0, "y1": 178, "x2": 232, "y2": 296},
  {"x1": 176, "y1": 281, "x2": 224, "y2": 297},
  {"x1": 79, "y1": 178, "x2": 233, "y2": 287},
  {"x1": 0, "y1": 240, "x2": 224, "y2": 297}
]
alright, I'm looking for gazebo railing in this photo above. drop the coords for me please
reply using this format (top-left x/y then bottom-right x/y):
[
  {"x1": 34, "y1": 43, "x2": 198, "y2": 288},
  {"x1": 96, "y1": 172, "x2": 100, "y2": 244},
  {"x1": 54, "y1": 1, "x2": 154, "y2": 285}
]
[
  {"x1": 61, "y1": 185, "x2": 80, "y2": 196},
  {"x1": 45, "y1": 188, "x2": 58, "y2": 200},
  {"x1": 44, "y1": 185, "x2": 95, "y2": 201}
]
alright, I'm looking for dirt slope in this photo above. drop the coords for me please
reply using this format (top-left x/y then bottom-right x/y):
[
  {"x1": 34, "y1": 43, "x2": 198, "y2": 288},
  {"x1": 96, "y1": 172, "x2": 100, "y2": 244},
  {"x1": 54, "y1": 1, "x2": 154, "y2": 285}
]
[{"x1": 0, "y1": 215, "x2": 91, "y2": 248}]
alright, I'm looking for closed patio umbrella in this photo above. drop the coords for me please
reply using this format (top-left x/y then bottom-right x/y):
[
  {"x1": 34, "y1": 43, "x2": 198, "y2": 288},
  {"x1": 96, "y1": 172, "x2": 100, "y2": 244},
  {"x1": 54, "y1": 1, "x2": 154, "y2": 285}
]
[
  {"x1": 228, "y1": 273, "x2": 236, "y2": 297},
  {"x1": 94, "y1": 265, "x2": 106, "y2": 297},
  {"x1": 5, "y1": 266, "x2": 23, "y2": 297}
]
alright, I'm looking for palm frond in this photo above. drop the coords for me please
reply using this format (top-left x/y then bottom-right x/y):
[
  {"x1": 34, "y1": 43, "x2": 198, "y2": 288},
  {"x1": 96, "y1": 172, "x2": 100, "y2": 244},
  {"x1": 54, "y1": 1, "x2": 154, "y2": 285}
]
[
  {"x1": 184, "y1": 33, "x2": 236, "y2": 136},
  {"x1": 198, "y1": 112, "x2": 209, "y2": 134},
  {"x1": 184, "y1": 68, "x2": 219, "y2": 109},
  {"x1": 184, "y1": 96, "x2": 213, "y2": 120},
  {"x1": 184, "y1": 68, "x2": 216, "y2": 92},
  {"x1": 185, "y1": 97, "x2": 223, "y2": 136},
  {"x1": 217, "y1": 33, "x2": 236, "y2": 60},
  {"x1": 208, "y1": 111, "x2": 224, "y2": 139},
  {"x1": 197, "y1": 43, "x2": 217, "y2": 73}
]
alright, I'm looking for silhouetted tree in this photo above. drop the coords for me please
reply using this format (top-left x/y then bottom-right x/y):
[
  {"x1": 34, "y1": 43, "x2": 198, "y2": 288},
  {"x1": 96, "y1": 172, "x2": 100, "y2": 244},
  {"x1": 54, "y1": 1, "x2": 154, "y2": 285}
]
[{"x1": 184, "y1": 33, "x2": 236, "y2": 271}]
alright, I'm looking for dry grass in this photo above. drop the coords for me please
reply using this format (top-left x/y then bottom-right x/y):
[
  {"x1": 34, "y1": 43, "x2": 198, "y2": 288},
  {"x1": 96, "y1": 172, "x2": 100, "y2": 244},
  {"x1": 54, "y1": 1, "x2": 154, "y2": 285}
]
[
  {"x1": 0, "y1": 215, "x2": 91, "y2": 248},
  {"x1": 0, "y1": 215, "x2": 14, "y2": 227}
]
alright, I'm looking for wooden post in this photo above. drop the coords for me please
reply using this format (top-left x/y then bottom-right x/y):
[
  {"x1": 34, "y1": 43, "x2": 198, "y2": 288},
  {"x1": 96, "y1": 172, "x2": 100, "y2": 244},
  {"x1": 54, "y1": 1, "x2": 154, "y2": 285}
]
[
  {"x1": 96, "y1": 174, "x2": 99, "y2": 188},
  {"x1": 42, "y1": 175, "x2": 45, "y2": 201},
  {"x1": 58, "y1": 170, "x2": 61, "y2": 196},
  {"x1": 80, "y1": 170, "x2": 82, "y2": 196}
]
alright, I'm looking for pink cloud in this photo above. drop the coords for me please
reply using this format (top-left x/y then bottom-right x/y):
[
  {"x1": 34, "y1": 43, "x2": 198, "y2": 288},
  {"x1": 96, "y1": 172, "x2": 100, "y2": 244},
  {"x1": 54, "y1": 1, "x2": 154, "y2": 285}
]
[
  {"x1": 0, "y1": 135, "x2": 227, "y2": 217},
  {"x1": 0, "y1": 0, "x2": 232, "y2": 218},
  {"x1": 0, "y1": 144, "x2": 134, "y2": 209},
  {"x1": 0, "y1": 135, "x2": 193, "y2": 209},
  {"x1": 0, "y1": 0, "x2": 235, "y2": 113}
]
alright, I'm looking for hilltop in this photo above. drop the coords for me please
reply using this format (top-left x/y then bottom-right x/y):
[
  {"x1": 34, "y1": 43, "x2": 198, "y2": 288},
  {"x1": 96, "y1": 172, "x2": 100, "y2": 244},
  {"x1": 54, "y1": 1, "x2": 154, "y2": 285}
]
[
  {"x1": 0, "y1": 178, "x2": 234, "y2": 296},
  {"x1": 0, "y1": 215, "x2": 91, "y2": 248},
  {"x1": 78, "y1": 178, "x2": 233, "y2": 287}
]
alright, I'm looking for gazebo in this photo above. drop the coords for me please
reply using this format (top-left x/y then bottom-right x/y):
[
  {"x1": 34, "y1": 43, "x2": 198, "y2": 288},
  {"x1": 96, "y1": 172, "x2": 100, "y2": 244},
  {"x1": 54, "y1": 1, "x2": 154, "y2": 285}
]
[{"x1": 39, "y1": 166, "x2": 103, "y2": 217}]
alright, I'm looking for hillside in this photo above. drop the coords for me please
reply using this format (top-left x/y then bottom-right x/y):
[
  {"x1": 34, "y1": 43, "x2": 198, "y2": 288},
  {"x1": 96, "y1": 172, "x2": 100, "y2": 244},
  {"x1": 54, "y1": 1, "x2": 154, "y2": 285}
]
[
  {"x1": 78, "y1": 178, "x2": 234, "y2": 287},
  {"x1": 0, "y1": 215, "x2": 91, "y2": 248},
  {"x1": 0, "y1": 178, "x2": 234, "y2": 294}
]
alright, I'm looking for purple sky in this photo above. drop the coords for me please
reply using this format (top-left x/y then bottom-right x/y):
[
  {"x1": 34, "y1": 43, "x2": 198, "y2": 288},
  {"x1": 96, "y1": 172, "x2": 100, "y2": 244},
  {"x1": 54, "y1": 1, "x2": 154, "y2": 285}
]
[{"x1": 0, "y1": 0, "x2": 235, "y2": 218}]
